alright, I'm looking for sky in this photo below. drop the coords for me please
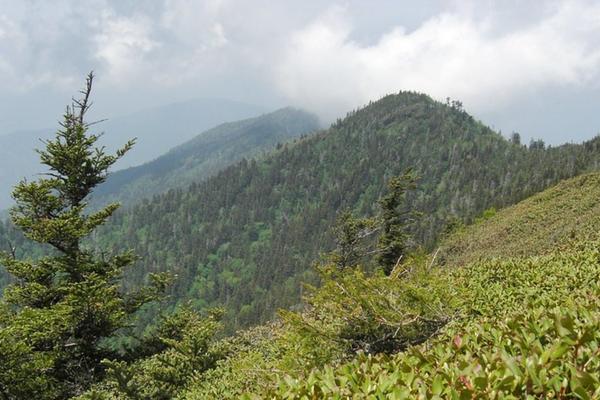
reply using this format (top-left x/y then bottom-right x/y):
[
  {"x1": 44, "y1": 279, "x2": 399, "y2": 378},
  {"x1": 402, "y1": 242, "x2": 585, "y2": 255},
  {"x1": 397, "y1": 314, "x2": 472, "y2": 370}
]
[{"x1": 1, "y1": 0, "x2": 600, "y2": 144}]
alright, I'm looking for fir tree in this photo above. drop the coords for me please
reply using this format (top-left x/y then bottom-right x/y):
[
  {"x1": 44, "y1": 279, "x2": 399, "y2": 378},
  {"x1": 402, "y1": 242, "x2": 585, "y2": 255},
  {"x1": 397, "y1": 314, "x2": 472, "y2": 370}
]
[
  {"x1": 377, "y1": 171, "x2": 418, "y2": 274},
  {"x1": 328, "y1": 210, "x2": 377, "y2": 269},
  {"x1": 0, "y1": 73, "x2": 169, "y2": 398}
]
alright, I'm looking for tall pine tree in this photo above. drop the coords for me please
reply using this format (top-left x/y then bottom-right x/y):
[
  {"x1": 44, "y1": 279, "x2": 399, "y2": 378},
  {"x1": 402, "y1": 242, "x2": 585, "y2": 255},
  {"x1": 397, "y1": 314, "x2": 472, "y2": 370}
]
[{"x1": 0, "y1": 73, "x2": 169, "y2": 399}]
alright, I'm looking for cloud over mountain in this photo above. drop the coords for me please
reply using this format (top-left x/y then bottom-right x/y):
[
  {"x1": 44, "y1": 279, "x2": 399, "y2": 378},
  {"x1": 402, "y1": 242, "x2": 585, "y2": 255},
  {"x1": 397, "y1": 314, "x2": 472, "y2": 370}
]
[{"x1": 0, "y1": 0, "x2": 599, "y2": 142}]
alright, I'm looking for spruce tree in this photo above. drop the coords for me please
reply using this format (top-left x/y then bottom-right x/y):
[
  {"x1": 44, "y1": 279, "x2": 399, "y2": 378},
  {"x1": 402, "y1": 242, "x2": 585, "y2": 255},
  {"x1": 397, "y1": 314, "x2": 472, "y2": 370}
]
[
  {"x1": 377, "y1": 171, "x2": 417, "y2": 275},
  {"x1": 0, "y1": 73, "x2": 169, "y2": 398},
  {"x1": 328, "y1": 210, "x2": 377, "y2": 269}
]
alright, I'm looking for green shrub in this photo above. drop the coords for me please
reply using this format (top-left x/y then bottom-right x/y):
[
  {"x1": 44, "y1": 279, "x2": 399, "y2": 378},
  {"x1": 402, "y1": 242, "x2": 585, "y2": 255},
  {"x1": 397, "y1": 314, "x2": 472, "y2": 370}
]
[
  {"x1": 249, "y1": 238, "x2": 600, "y2": 399},
  {"x1": 79, "y1": 307, "x2": 226, "y2": 400},
  {"x1": 270, "y1": 301, "x2": 600, "y2": 399},
  {"x1": 281, "y1": 262, "x2": 455, "y2": 356}
]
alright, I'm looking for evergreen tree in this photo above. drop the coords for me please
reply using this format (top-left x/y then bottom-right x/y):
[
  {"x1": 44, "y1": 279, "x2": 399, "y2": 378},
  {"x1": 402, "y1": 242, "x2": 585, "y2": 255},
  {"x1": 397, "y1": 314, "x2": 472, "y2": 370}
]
[
  {"x1": 377, "y1": 171, "x2": 418, "y2": 274},
  {"x1": 0, "y1": 73, "x2": 169, "y2": 398},
  {"x1": 327, "y1": 172, "x2": 418, "y2": 274},
  {"x1": 328, "y1": 210, "x2": 377, "y2": 269}
]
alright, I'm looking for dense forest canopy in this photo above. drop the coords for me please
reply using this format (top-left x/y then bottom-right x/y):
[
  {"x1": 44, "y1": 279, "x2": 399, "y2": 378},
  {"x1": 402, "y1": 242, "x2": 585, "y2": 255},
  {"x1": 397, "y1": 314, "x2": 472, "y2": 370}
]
[
  {"x1": 3, "y1": 92, "x2": 600, "y2": 331},
  {"x1": 84, "y1": 172, "x2": 600, "y2": 399},
  {"x1": 84, "y1": 92, "x2": 600, "y2": 330}
]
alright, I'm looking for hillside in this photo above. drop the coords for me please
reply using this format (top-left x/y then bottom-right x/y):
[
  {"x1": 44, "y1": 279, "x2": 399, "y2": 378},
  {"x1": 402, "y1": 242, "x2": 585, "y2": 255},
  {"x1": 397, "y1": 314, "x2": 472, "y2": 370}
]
[
  {"x1": 92, "y1": 92, "x2": 600, "y2": 330},
  {"x1": 439, "y1": 172, "x2": 600, "y2": 267},
  {"x1": 91, "y1": 108, "x2": 320, "y2": 207},
  {"x1": 82, "y1": 172, "x2": 600, "y2": 399},
  {"x1": 0, "y1": 98, "x2": 265, "y2": 209}
]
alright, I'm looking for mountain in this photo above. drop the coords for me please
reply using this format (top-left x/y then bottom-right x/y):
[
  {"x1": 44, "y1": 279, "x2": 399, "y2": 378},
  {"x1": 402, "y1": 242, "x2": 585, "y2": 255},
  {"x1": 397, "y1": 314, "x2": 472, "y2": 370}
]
[
  {"x1": 0, "y1": 98, "x2": 266, "y2": 209},
  {"x1": 90, "y1": 92, "x2": 600, "y2": 330},
  {"x1": 91, "y1": 108, "x2": 320, "y2": 207},
  {"x1": 4, "y1": 92, "x2": 600, "y2": 399},
  {"x1": 238, "y1": 173, "x2": 600, "y2": 399},
  {"x1": 87, "y1": 171, "x2": 600, "y2": 399}
]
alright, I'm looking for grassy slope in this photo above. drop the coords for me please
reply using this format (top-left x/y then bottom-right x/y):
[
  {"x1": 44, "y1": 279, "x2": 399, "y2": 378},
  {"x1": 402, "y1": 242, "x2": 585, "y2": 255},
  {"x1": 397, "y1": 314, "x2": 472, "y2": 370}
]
[{"x1": 439, "y1": 172, "x2": 600, "y2": 267}]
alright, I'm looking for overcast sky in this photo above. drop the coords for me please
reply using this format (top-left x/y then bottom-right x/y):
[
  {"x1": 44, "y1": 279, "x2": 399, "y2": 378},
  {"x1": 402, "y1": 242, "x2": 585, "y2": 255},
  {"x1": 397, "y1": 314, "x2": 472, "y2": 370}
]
[{"x1": 1, "y1": 0, "x2": 600, "y2": 144}]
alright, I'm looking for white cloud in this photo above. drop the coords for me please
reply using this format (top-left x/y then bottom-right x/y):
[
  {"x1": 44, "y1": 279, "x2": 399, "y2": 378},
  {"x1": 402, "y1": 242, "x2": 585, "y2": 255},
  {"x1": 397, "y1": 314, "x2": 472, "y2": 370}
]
[
  {"x1": 93, "y1": 13, "x2": 159, "y2": 83},
  {"x1": 161, "y1": 0, "x2": 228, "y2": 48},
  {"x1": 1, "y1": 0, "x2": 600, "y2": 141},
  {"x1": 274, "y1": 1, "x2": 600, "y2": 121}
]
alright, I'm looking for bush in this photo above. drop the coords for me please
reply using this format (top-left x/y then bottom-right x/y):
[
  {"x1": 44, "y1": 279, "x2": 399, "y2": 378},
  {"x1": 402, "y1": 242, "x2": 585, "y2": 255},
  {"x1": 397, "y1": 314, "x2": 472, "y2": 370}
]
[
  {"x1": 270, "y1": 301, "x2": 600, "y2": 399},
  {"x1": 79, "y1": 307, "x2": 227, "y2": 400},
  {"x1": 281, "y1": 262, "x2": 455, "y2": 356},
  {"x1": 251, "y1": 238, "x2": 600, "y2": 398}
]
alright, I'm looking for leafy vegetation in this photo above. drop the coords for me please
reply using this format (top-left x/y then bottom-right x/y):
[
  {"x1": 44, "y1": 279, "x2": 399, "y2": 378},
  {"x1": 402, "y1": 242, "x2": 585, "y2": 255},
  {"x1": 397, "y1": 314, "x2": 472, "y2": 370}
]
[
  {"x1": 439, "y1": 171, "x2": 600, "y2": 267},
  {"x1": 263, "y1": 238, "x2": 600, "y2": 399},
  {"x1": 3, "y1": 79, "x2": 600, "y2": 399},
  {"x1": 81, "y1": 307, "x2": 227, "y2": 400},
  {"x1": 78, "y1": 172, "x2": 600, "y2": 399},
  {"x1": 0, "y1": 74, "x2": 173, "y2": 398}
]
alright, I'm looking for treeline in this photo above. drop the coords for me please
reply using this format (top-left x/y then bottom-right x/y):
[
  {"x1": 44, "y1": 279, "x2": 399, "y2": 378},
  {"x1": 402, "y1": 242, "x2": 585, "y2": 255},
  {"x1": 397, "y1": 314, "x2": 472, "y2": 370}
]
[{"x1": 89, "y1": 92, "x2": 600, "y2": 331}]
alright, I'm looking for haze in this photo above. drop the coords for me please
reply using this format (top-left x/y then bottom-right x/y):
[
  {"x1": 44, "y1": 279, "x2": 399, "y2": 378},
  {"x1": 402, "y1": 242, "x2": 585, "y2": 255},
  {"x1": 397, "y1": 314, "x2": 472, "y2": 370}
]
[{"x1": 1, "y1": 0, "x2": 600, "y2": 144}]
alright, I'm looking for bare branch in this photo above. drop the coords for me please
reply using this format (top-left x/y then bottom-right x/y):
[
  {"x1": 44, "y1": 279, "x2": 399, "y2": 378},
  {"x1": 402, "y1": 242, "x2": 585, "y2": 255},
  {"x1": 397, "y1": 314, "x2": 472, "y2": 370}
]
[{"x1": 73, "y1": 71, "x2": 94, "y2": 124}]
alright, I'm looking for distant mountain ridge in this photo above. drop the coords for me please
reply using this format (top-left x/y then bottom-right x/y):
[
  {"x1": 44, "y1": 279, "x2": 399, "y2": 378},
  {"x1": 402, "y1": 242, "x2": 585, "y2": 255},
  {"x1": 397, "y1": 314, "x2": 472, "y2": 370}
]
[
  {"x1": 0, "y1": 97, "x2": 266, "y2": 209},
  {"x1": 91, "y1": 107, "x2": 320, "y2": 206}
]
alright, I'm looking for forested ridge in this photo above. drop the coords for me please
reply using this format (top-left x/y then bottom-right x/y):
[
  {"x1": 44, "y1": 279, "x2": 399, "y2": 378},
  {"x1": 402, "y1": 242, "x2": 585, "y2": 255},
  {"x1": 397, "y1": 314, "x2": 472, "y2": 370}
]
[
  {"x1": 81, "y1": 92, "x2": 600, "y2": 330},
  {"x1": 3, "y1": 85, "x2": 600, "y2": 398},
  {"x1": 84, "y1": 172, "x2": 600, "y2": 399},
  {"x1": 91, "y1": 107, "x2": 319, "y2": 207},
  {"x1": 0, "y1": 98, "x2": 268, "y2": 209}
]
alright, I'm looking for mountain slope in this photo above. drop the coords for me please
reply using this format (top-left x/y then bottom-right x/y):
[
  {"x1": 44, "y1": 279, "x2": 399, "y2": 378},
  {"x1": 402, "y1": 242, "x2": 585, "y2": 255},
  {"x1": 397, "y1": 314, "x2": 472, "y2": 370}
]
[
  {"x1": 87, "y1": 172, "x2": 600, "y2": 399},
  {"x1": 0, "y1": 98, "x2": 265, "y2": 209},
  {"x1": 438, "y1": 172, "x2": 600, "y2": 267},
  {"x1": 259, "y1": 173, "x2": 600, "y2": 399},
  {"x1": 93, "y1": 92, "x2": 600, "y2": 330},
  {"x1": 91, "y1": 108, "x2": 320, "y2": 207}
]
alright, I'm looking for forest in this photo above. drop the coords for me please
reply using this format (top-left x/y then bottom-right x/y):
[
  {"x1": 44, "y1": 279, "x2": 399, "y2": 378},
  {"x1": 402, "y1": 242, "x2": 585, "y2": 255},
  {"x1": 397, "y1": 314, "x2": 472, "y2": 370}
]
[
  {"x1": 91, "y1": 92, "x2": 600, "y2": 331},
  {"x1": 1, "y1": 76, "x2": 600, "y2": 399}
]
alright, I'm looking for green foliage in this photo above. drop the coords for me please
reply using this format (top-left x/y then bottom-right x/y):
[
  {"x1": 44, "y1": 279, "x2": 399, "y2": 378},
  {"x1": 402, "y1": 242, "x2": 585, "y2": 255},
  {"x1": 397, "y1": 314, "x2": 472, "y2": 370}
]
[
  {"x1": 376, "y1": 170, "x2": 418, "y2": 274},
  {"x1": 181, "y1": 324, "x2": 288, "y2": 399},
  {"x1": 80, "y1": 307, "x2": 226, "y2": 400},
  {"x1": 0, "y1": 74, "x2": 169, "y2": 399},
  {"x1": 93, "y1": 108, "x2": 319, "y2": 208},
  {"x1": 327, "y1": 210, "x2": 377, "y2": 269},
  {"x1": 5, "y1": 92, "x2": 600, "y2": 333},
  {"x1": 328, "y1": 171, "x2": 417, "y2": 273},
  {"x1": 258, "y1": 238, "x2": 600, "y2": 399},
  {"x1": 272, "y1": 302, "x2": 600, "y2": 399},
  {"x1": 90, "y1": 92, "x2": 600, "y2": 332},
  {"x1": 282, "y1": 262, "x2": 454, "y2": 356},
  {"x1": 439, "y1": 172, "x2": 600, "y2": 267},
  {"x1": 0, "y1": 304, "x2": 60, "y2": 399},
  {"x1": 3, "y1": 90, "x2": 600, "y2": 399},
  {"x1": 92, "y1": 171, "x2": 600, "y2": 399}
]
